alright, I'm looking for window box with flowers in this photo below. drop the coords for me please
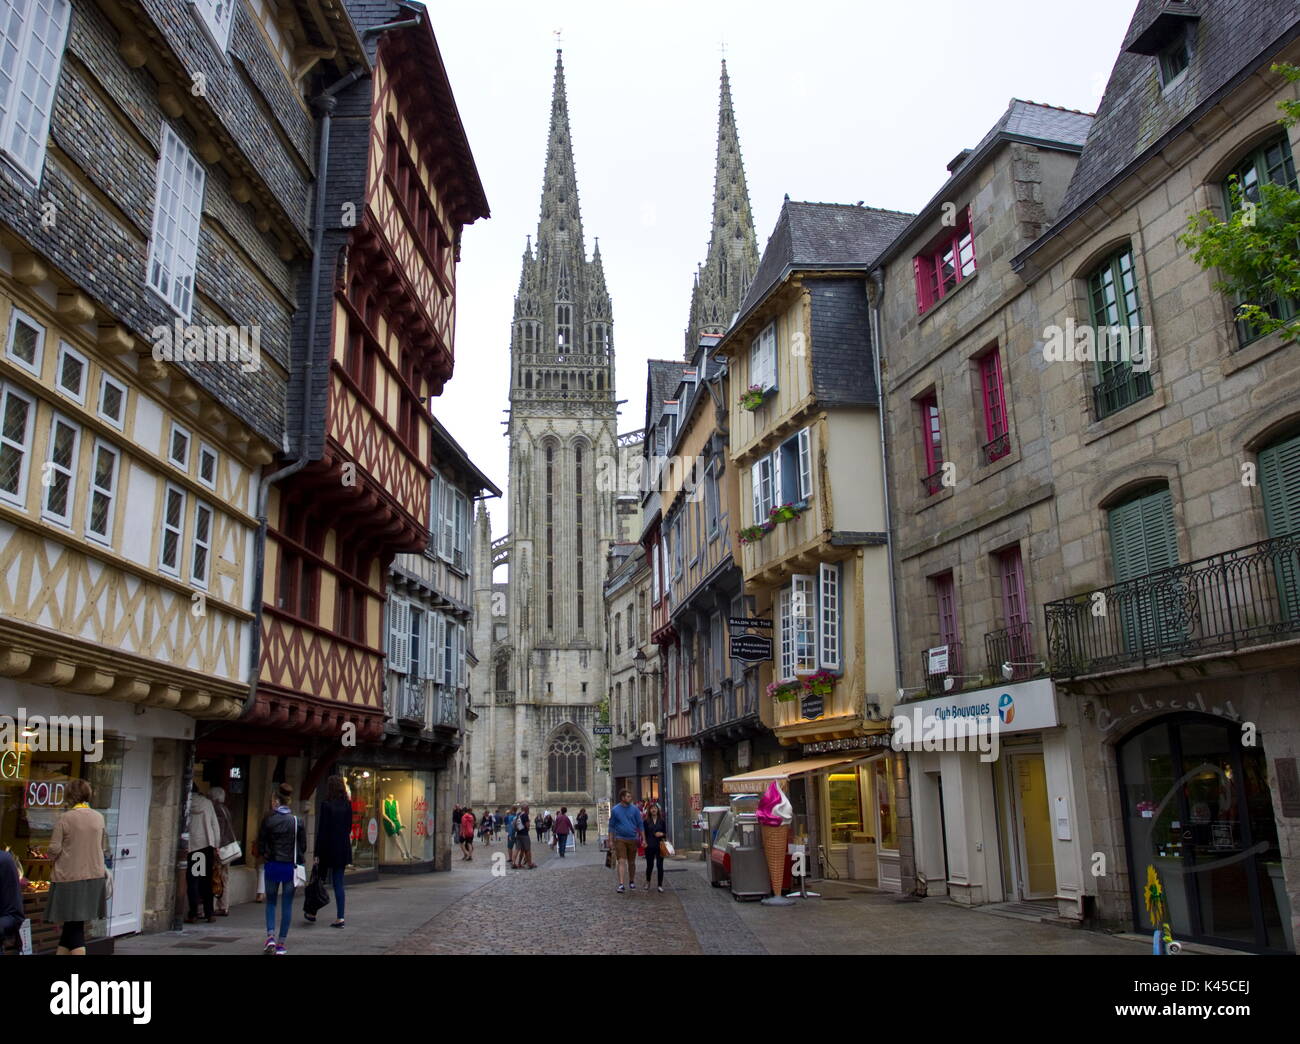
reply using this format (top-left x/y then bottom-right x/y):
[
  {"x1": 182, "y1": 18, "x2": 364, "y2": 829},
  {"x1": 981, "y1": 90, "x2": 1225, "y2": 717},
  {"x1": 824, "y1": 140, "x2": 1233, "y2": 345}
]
[
  {"x1": 740, "y1": 384, "x2": 771, "y2": 412},
  {"x1": 801, "y1": 669, "x2": 836, "y2": 697},
  {"x1": 739, "y1": 520, "x2": 776, "y2": 544},
  {"x1": 767, "y1": 680, "x2": 802, "y2": 703},
  {"x1": 768, "y1": 499, "x2": 808, "y2": 525}
]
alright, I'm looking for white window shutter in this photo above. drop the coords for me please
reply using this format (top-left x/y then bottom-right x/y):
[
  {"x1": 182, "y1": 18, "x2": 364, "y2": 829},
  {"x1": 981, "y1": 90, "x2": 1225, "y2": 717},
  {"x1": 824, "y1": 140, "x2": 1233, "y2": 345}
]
[
  {"x1": 443, "y1": 613, "x2": 455, "y2": 687},
  {"x1": 433, "y1": 613, "x2": 445, "y2": 685},
  {"x1": 454, "y1": 490, "x2": 468, "y2": 566},
  {"x1": 388, "y1": 599, "x2": 409, "y2": 675},
  {"x1": 751, "y1": 464, "x2": 761, "y2": 526},
  {"x1": 429, "y1": 471, "x2": 441, "y2": 537},
  {"x1": 425, "y1": 611, "x2": 439, "y2": 681},
  {"x1": 819, "y1": 562, "x2": 841, "y2": 671},
  {"x1": 798, "y1": 428, "x2": 812, "y2": 500},
  {"x1": 792, "y1": 574, "x2": 816, "y2": 674},
  {"x1": 771, "y1": 450, "x2": 783, "y2": 511},
  {"x1": 458, "y1": 623, "x2": 467, "y2": 687},
  {"x1": 441, "y1": 481, "x2": 455, "y2": 559},
  {"x1": 778, "y1": 587, "x2": 793, "y2": 682}
]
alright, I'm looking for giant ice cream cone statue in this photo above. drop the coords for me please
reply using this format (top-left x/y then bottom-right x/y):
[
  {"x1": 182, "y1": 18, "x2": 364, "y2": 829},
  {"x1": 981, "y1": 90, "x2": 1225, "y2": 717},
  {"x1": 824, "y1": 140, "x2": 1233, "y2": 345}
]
[{"x1": 756, "y1": 780, "x2": 793, "y2": 899}]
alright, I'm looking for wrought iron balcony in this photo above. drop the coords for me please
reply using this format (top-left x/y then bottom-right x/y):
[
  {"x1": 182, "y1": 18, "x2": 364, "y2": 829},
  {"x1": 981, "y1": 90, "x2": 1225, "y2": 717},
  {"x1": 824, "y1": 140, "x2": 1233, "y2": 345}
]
[
  {"x1": 921, "y1": 640, "x2": 964, "y2": 695},
  {"x1": 921, "y1": 469, "x2": 945, "y2": 497},
  {"x1": 1044, "y1": 534, "x2": 1300, "y2": 677},
  {"x1": 984, "y1": 623, "x2": 1036, "y2": 681},
  {"x1": 1092, "y1": 365, "x2": 1153, "y2": 421},
  {"x1": 980, "y1": 430, "x2": 1011, "y2": 466},
  {"x1": 435, "y1": 691, "x2": 459, "y2": 727},
  {"x1": 397, "y1": 681, "x2": 426, "y2": 724}
]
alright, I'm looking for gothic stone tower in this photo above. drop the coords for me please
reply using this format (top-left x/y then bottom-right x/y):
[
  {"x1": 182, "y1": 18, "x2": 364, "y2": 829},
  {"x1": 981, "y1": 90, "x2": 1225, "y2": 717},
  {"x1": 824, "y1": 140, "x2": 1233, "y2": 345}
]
[
  {"x1": 492, "y1": 51, "x2": 616, "y2": 808},
  {"x1": 684, "y1": 60, "x2": 760, "y2": 357}
]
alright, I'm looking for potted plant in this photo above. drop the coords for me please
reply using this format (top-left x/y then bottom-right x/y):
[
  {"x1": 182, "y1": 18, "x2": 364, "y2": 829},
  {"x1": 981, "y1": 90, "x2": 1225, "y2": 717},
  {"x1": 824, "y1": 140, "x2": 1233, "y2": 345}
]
[
  {"x1": 803, "y1": 670, "x2": 835, "y2": 697},
  {"x1": 767, "y1": 680, "x2": 801, "y2": 703},
  {"x1": 769, "y1": 500, "x2": 808, "y2": 524},
  {"x1": 739, "y1": 520, "x2": 776, "y2": 544},
  {"x1": 740, "y1": 384, "x2": 767, "y2": 411}
]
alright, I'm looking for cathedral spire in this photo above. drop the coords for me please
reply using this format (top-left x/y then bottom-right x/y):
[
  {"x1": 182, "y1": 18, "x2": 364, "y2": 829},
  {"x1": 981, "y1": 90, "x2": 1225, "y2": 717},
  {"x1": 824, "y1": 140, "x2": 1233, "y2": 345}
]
[
  {"x1": 536, "y1": 49, "x2": 585, "y2": 259},
  {"x1": 685, "y1": 59, "x2": 759, "y2": 357}
]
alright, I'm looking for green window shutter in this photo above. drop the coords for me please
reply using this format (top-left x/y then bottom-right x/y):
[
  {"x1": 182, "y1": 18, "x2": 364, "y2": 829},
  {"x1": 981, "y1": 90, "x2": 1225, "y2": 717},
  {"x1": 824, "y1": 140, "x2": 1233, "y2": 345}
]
[
  {"x1": 1260, "y1": 433, "x2": 1300, "y2": 538},
  {"x1": 1260, "y1": 433, "x2": 1300, "y2": 622},
  {"x1": 1109, "y1": 487, "x2": 1181, "y2": 654}
]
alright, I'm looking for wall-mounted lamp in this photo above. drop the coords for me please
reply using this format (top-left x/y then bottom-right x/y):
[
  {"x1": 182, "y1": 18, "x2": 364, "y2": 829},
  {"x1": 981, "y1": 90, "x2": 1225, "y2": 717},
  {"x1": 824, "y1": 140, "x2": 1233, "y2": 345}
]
[{"x1": 1001, "y1": 661, "x2": 1048, "y2": 681}]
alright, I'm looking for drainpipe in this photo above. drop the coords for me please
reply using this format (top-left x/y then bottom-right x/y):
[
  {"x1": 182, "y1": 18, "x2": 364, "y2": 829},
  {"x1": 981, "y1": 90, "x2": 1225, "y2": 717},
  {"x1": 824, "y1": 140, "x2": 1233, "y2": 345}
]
[
  {"x1": 240, "y1": 64, "x2": 367, "y2": 722},
  {"x1": 869, "y1": 268, "x2": 918, "y2": 896}
]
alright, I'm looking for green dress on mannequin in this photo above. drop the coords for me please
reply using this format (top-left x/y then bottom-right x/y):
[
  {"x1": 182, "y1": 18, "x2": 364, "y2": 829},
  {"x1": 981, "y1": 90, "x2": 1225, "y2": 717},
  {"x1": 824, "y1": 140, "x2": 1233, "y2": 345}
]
[{"x1": 383, "y1": 794, "x2": 412, "y2": 860}]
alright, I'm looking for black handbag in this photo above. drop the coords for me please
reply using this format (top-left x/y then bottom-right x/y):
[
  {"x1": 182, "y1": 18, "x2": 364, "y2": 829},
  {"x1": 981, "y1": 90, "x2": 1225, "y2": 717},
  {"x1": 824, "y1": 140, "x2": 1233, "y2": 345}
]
[{"x1": 303, "y1": 865, "x2": 330, "y2": 916}]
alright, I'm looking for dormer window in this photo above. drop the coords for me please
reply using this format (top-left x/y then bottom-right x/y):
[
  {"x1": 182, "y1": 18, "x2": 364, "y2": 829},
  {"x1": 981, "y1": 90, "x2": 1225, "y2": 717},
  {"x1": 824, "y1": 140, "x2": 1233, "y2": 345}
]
[{"x1": 1157, "y1": 30, "x2": 1190, "y2": 88}]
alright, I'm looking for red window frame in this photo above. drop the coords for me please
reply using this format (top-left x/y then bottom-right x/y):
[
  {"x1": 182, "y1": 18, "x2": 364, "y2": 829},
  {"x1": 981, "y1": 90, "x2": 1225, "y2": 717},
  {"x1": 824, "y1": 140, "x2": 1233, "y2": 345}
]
[
  {"x1": 996, "y1": 546, "x2": 1026, "y2": 630},
  {"x1": 914, "y1": 206, "x2": 976, "y2": 314},
  {"x1": 918, "y1": 393, "x2": 943, "y2": 476},
  {"x1": 979, "y1": 348, "x2": 1009, "y2": 460},
  {"x1": 934, "y1": 572, "x2": 958, "y2": 646}
]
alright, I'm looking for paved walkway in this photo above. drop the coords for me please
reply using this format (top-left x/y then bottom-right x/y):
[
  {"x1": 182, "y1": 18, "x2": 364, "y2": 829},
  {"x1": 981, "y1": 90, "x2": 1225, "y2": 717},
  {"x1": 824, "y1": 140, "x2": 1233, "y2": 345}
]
[{"x1": 115, "y1": 833, "x2": 1151, "y2": 956}]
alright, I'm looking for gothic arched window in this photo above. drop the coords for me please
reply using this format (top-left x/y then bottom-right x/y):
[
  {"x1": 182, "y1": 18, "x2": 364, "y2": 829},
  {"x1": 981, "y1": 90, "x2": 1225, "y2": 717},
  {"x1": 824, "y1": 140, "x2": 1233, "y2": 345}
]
[
  {"x1": 495, "y1": 659, "x2": 508, "y2": 692},
  {"x1": 546, "y1": 725, "x2": 588, "y2": 793},
  {"x1": 556, "y1": 306, "x2": 572, "y2": 351},
  {"x1": 575, "y1": 444, "x2": 585, "y2": 630}
]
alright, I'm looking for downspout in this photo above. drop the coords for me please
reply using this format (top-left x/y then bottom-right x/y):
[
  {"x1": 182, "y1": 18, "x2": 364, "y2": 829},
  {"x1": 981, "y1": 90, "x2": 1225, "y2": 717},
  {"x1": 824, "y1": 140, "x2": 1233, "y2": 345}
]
[{"x1": 240, "y1": 65, "x2": 367, "y2": 721}]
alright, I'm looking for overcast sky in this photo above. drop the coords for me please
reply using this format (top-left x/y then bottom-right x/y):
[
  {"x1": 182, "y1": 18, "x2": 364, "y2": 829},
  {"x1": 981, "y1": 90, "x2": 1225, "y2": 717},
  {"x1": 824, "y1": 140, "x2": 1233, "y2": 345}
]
[{"x1": 423, "y1": 0, "x2": 1140, "y2": 541}]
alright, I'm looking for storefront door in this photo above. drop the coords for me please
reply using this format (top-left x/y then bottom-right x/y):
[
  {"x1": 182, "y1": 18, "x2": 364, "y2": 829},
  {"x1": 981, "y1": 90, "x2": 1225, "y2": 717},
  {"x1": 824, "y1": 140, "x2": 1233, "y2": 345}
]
[
  {"x1": 1118, "y1": 714, "x2": 1292, "y2": 952},
  {"x1": 1007, "y1": 752, "x2": 1055, "y2": 900},
  {"x1": 108, "y1": 740, "x2": 151, "y2": 936}
]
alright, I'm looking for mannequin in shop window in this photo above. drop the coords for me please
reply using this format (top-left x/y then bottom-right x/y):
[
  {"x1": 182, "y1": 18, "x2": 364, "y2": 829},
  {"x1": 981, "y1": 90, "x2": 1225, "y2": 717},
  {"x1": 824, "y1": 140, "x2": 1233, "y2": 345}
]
[{"x1": 383, "y1": 794, "x2": 412, "y2": 860}]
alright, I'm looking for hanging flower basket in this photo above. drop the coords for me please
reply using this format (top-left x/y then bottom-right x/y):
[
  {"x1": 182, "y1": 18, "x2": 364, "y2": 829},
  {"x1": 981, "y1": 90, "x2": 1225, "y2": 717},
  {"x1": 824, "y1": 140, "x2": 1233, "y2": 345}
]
[
  {"x1": 767, "y1": 681, "x2": 801, "y2": 703},
  {"x1": 740, "y1": 385, "x2": 768, "y2": 412},
  {"x1": 768, "y1": 500, "x2": 808, "y2": 524},
  {"x1": 739, "y1": 520, "x2": 777, "y2": 544}
]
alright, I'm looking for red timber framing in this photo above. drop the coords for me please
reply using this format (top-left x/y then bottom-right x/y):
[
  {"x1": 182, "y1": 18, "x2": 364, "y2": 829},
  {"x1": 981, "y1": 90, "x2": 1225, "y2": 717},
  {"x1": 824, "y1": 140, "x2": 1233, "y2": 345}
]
[{"x1": 253, "y1": 17, "x2": 489, "y2": 751}]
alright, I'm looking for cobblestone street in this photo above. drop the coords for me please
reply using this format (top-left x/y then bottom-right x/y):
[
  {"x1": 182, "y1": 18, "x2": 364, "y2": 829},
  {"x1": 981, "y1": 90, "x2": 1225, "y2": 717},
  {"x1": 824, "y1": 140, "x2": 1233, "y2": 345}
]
[{"x1": 118, "y1": 831, "x2": 1154, "y2": 956}]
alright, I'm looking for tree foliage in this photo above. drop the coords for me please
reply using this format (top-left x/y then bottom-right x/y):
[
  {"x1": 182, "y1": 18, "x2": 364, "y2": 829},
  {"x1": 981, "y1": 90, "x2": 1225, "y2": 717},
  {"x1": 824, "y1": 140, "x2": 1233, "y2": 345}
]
[{"x1": 1180, "y1": 63, "x2": 1300, "y2": 343}]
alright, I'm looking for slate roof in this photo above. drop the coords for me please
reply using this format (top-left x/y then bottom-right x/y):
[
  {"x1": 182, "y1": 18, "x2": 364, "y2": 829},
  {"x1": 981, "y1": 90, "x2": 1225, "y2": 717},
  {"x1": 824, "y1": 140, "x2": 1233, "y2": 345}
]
[
  {"x1": 645, "y1": 359, "x2": 693, "y2": 432},
  {"x1": 874, "y1": 99, "x2": 1092, "y2": 268},
  {"x1": 1040, "y1": 0, "x2": 1300, "y2": 250},
  {"x1": 736, "y1": 201, "x2": 914, "y2": 325}
]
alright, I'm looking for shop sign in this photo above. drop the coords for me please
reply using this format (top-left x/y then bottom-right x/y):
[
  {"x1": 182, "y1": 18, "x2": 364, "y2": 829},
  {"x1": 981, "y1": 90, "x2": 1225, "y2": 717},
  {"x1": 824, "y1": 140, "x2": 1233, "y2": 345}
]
[
  {"x1": 800, "y1": 691, "x2": 824, "y2": 721},
  {"x1": 892, "y1": 679, "x2": 1060, "y2": 762},
  {"x1": 593, "y1": 725, "x2": 613, "y2": 735},
  {"x1": 729, "y1": 633, "x2": 773, "y2": 662},
  {"x1": 367, "y1": 818, "x2": 379, "y2": 845},
  {"x1": 728, "y1": 617, "x2": 772, "y2": 630},
  {"x1": 801, "y1": 733, "x2": 894, "y2": 756},
  {"x1": 926, "y1": 646, "x2": 950, "y2": 675},
  {"x1": 0, "y1": 746, "x2": 28, "y2": 782},
  {"x1": 1093, "y1": 691, "x2": 1241, "y2": 736},
  {"x1": 23, "y1": 780, "x2": 66, "y2": 808}
]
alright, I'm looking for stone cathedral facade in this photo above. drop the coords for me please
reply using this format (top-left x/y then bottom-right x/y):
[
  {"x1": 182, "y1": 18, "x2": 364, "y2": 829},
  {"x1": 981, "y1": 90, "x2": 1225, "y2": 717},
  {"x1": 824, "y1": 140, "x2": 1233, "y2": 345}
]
[{"x1": 469, "y1": 52, "x2": 617, "y2": 809}]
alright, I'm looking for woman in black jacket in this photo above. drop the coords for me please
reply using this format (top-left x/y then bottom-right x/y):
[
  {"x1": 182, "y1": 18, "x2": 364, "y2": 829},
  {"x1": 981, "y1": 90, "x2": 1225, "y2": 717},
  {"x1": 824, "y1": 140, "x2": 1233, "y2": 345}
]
[
  {"x1": 312, "y1": 775, "x2": 352, "y2": 929},
  {"x1": 575, "y1": 808, "x2": 588, "y2": 845},
  {"x1": 643, "y1": 804, "x2": 669, "y2": 893},
  {"x1": 256, "y1": 782, "x2": 306, "y2": 955}
]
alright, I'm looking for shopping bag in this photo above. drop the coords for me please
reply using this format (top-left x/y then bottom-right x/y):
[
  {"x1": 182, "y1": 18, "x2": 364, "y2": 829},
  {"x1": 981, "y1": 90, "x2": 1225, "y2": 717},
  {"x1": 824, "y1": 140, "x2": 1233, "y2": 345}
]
[
  {"x1": 661, "y1": 840, "x2": 675, "y2": 857},
  {"x1": 218, "y1": 840, "x2": 242, "y2": 864},
  {"x1": 303, "y1": 866, "x2": 330, "y2": 916},
  {"x1": 18, "y1": 918, "x2": 33, "y2": 955}
]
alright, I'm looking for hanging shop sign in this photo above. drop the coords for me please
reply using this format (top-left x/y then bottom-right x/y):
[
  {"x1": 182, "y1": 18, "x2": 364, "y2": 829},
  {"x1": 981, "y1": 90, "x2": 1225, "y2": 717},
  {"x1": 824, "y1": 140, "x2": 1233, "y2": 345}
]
[
  {"x1": 728, "y1": 617, "x2": 772, "y2": 630},
  {"x1": 730, "y1": 634, "x2": 773, "y2": 662},
  {"x1": 800, "y1": 691, "x2": 824, "y2": 721}
]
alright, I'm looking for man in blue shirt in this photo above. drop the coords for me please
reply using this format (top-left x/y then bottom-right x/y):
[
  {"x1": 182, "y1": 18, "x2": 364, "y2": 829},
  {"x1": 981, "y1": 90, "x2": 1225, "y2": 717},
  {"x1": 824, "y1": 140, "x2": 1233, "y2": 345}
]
[{"x1": 609, "y1": 790, "x2": 644, "y2": 894}]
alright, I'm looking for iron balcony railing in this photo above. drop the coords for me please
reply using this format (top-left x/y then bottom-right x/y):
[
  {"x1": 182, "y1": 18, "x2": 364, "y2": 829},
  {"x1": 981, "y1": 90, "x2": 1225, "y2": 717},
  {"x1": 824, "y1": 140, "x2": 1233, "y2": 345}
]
[
  {"x1": 921, "y1": 640, "x2": 964, "y2": 695},
  {"x1": 1044, "y1": 534, "x2": 1300, "y2": 677},
  {"x1": 397, "y1": 681, "x2": 426, "y2": 724},
  {"x1": 981, "y1": 430, "x2": 1011, "y2": 466},
  {"x1": 921, "y1": 469, "x2": 945, "y2": 497},
  {"x1": 984, "y1": 623, "x2": 1036, "y2": 681},
  {"x1": 1092, "y1": 365, "x2": 1153, "y2": 421}
]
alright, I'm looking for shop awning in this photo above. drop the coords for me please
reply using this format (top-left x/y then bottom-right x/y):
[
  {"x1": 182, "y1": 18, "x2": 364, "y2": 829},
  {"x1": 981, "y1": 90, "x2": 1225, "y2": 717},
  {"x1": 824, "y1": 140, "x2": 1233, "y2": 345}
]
[{"x1": 721, "y1": 755, "x2": 862, "y2": 794}]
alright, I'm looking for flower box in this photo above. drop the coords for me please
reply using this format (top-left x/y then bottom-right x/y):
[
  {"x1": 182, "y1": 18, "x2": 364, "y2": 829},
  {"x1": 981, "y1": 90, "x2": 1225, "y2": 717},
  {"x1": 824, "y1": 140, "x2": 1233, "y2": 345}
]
[
  {"x1": 767, "y1": 681, "x2": 801, "y2": 703},
  {"x1": 740, "y1": 384, "x2": 772, "y2": 412},
  {"x1": 739, "y1": 520, "x2": 776, "y2": 544},
  {"x1": 768, "y1": 499, "x2": 809, "y2": 524}
]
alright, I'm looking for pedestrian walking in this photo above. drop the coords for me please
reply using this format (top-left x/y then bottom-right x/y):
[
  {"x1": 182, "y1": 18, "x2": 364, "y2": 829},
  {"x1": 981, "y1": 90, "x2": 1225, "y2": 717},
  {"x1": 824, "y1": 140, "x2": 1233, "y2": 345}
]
[
  {"x1": 185, "y1": 783, "x2": 219, "y2": 924},
  {"x1": 209, "y1": 786, "x2": 238, "y2": 917},
  {"x1": 256, "y1": 782, "x2": 307, "y2": 955},
  {"x1": 506, "y1": 805, "x2": 519, "y2": 863},
  {"x1": 46, "y1": 779, "x2": 109, "y2": 955},
  {"x1": 451, "y1": 805, "x2": 463, "y2": 850},
  {"x1": 312, "y1": 775, "x2": 352, "y2": 929},
  {"x1": 553, "y1": 807, "x2": 573, "y2": 857},
  {"x1": 460, "y1": 807, "x2": 476, "y2": 860},
  {"x1": 479, "y1": 810, "x2": 492, "y2": 845},
  {"x1": 575, "y1": 808, "x2": 588, "y2": 845},
  {"x1": 514, "y1": 804, "x2": 535, "y2": 868},
  {"x1": 535, "y1": 810, "x2": 545, "y2": 843},
  {"x1": 643, "y1": 803, "x2": 669, "y2": 892},
  {"x1": 609, "y1": 789, "x2": 644, "y2": 894}
]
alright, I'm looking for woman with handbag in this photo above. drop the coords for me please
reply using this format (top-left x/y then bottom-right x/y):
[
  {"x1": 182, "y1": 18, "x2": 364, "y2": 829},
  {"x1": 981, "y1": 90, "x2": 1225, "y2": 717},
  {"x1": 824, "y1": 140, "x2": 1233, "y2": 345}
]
[
  {"x1": 256, "y1": 782, "x2": 306, "y2": 955},
  {"x1": 46, "y1": 778, "x2": 109, "y2": 955},
  {"x1": 209, "y1": 787, "x2": 239, "y2": 916},
  {"x1": 643, "y1": 804, "x2": 670, "y2": 893},
  {"x1": 312, "y1": 775, "x2": 352, "y2": 929}
]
